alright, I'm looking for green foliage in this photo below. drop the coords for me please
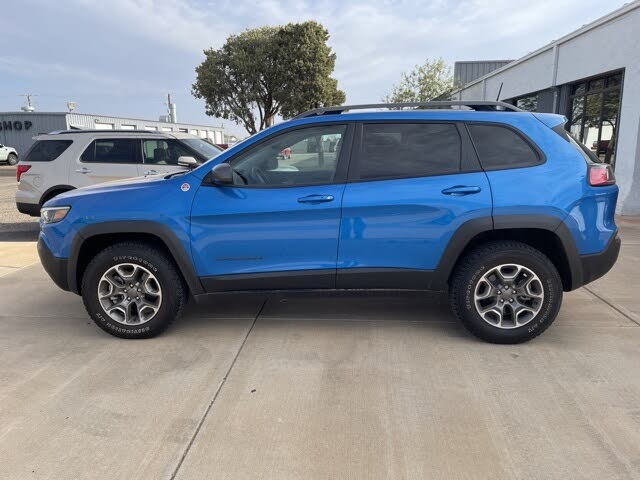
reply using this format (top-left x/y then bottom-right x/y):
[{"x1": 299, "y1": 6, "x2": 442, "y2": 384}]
[
  {"x1": 382, "y1": 58, "x2": 457, "y2": 104},
  {"x1": 193, "y1": 21, "x2": 345, "y2": 134}
]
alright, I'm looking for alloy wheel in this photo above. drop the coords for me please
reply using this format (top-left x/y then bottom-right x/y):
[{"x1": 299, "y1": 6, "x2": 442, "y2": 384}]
[
  {"x1": 473, "y1": 263, "x2": 544, "y2": 329},
  {"x1": 97, "y1": 263, "x2": 162, "y2": 325}
]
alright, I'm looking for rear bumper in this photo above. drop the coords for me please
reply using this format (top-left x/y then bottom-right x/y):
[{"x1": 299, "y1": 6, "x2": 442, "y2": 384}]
[
  {"x1": 16, "y1": 202, "x2": 41, "y2": 217},
  {"x1": 579, "y1": 232, "x2": 621, "y2": 286},
  {"x1": 37, "y1": 236, "x2": 70, "y2": 291}
]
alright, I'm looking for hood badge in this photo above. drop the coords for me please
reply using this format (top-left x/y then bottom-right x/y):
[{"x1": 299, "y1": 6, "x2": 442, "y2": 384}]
[{"x1": 180, "y1": 183, "x2": 190, "y2": 192}]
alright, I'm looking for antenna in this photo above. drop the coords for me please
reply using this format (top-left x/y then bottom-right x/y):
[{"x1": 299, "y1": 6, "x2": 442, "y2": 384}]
[
  {"x1": 66, "y1": 101, "x2": 77, "y2": 112},
  {"x1": 496, "y1": 82, "x2": 503, "y2": 101},
  {"x1": 19, "y1": 93, "x2": 38, "y2": 112}
]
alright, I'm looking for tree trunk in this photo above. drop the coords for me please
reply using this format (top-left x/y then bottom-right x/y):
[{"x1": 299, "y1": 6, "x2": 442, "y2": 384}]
[{"x1": 264, "y1": 113, "x2": 275, "y2": 129}]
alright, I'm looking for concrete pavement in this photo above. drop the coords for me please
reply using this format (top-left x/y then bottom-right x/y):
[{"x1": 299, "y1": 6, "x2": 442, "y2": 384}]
[{"x1": 1, "y1": 219, "x2": 639, "y2": 479}]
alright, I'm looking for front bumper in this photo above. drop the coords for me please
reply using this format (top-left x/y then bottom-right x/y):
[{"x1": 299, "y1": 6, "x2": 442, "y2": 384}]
[
  {"x1": 37, "y1": 236, "x2": 70, "y2": 291},
  {"x1": 579, "y1": 232, "x2": 621, "y2": 286},
  {"x1": 16, "y1": 202, "x2": 41, "y2": 217}
]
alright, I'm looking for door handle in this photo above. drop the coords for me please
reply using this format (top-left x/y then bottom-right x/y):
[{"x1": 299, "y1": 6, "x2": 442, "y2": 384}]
[
  {"x1": 297, "y1": 194, "x2": 334, "y2": 204},
  {"x1": 441, "y1": 185, "x2": 481, "y2": 196},
  {"x1": 144, "y1": 169, "x2": 158, "y2": 176},
  {"x1": 75, "y1": 167, "x2": 91, "y2": 174}
]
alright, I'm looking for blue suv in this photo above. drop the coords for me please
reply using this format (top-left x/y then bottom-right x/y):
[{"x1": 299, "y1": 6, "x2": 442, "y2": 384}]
[{"x1": 37, "y1": 101, "x2": 620, "y2": 343}]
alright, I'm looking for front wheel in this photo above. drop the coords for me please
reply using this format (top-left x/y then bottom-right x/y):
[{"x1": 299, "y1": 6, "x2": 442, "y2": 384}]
[
  {"x1": 81, "y1": 242, "x2": 186, "y2": 338},
  {"x1": 7, "y1": 153, "x2": 18, "y2": 166},
  {"x1": 449, "y1": 241, "x2": 563, "y2": 344}
]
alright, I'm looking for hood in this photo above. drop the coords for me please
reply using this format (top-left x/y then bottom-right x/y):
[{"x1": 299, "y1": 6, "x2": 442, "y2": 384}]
[{"x1": 47, "y1": 172, "x2": 191, "y2": 206}]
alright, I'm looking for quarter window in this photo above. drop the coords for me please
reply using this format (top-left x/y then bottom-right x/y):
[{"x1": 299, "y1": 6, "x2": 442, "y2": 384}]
[
  {"x1": 229, "y1": 125, "x2": 347, "y2": 187},
  {"x1": 467, "y1": 124, "x2": 539, "y2": 170},
  {"x1": 357, "y1": 123, "x2": 460, "y2": 180},
  {"x1": 81, "y1": 139, "x2": 140, "y2": 164},
  {"x1": 24, "y1": 140, "x2": 72, "y2": 162}
]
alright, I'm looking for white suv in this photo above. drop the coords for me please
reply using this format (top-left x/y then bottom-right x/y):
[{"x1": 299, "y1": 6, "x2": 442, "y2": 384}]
[
  {"x1": 16, "y1": 130, "x2": 222, "y2": 216},
  {"x1": 0, "y1": 143, "x2": 19, "y2": 165}
]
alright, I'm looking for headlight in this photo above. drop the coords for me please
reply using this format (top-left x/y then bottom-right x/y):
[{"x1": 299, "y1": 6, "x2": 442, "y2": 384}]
[{"x1": 41, "y1": 206, "x2": 71, "y2": 224}]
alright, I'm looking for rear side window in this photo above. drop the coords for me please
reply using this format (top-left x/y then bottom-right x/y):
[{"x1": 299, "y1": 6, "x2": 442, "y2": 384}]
[
  {"x1": 24, "y1": 140, "x2": 72, "y2": 162},
  {"x1": 358, "y1": 123, "x2": 460, "y2": 180},
  {"x1": 467, "y1": 124, "x2": 540, "y2": 170},
  {"x1": 81, "y1": 139, "x2": 140, "y2": 164}
]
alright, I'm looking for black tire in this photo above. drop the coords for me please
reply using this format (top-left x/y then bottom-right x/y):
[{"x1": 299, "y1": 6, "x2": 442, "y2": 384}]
[
  {"x1": 81, "y1": 242, "x2": 186, "y2": 339},
  {"x1": 449, "y1": 240, "x2": 563, "y2": 344},
  {"x1": 7, "y1": 153, "x2": 18, "y2": 166}
]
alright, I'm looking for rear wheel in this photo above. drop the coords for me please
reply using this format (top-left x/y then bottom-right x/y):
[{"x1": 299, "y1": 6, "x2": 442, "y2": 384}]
[
  {"x1": 7, "y1": 153, "x2": 18, "y2": 166},
  {"x1": 449, "y1": 241, "x2": 563, "y2": 344},
  {"x1": 81, "y1": 242, "x2": 186, "y2": 339}
]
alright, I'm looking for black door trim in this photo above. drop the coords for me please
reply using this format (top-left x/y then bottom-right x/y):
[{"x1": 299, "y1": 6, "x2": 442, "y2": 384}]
[{"x1": 201, "y1": 269, "x2": 335, "y2": 292}]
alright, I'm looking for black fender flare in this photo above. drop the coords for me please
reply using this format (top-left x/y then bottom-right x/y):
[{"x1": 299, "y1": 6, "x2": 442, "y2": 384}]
[
  {"x1": 67, "y1": 221, "x2": 204, "y2": 295},
  {"x1": 432, "y1": 214, "x2": 582, "y2": 291}
]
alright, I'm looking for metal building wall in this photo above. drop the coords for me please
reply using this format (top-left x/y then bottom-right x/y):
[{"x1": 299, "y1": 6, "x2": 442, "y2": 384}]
[
  {"x1": 454, "y1": 61, "x2": 513, "y2": 86},
  {"x1": 0, "y1": 113, "x2": 67, "y2": 156}
]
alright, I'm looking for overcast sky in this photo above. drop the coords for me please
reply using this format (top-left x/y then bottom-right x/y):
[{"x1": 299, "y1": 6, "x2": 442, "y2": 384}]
[{"x1": 0, "y1": 0, "x2": 628, "y2": 136}]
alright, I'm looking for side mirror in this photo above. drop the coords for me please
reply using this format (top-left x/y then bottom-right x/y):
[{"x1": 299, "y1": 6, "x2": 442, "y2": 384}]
[
  {"x1": 177, "y1": 156, "x2": 198, "y2": 168},
  {"x1": 210, "y1": 163, "x2": 233, "y2": 185}
]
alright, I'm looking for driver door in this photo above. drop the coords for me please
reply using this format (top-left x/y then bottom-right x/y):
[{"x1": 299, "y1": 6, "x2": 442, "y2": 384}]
[{"x1": 190, "y1": 123, "x2": 353, "y2": 291}]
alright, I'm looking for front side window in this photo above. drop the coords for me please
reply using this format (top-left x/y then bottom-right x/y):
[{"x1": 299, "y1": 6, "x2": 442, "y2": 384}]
[
  {"x1": 357, "y1": 123, "x2": 461, "y2": 180},
  {"x1": 180, "y1": 138, "x2": 222, "y2": 160},
  {"x1": 142, "y1": 139, "x2": 194, "y2": 165},
  {"x1": 229, "y1": 125, "x2": 346, "y2": 187},
  {"x1": 24, "y1": 140, "x2": 73, "y2": 162},
  {"x1": 467, "y1": 124, "x2": 540, "y2": 170},
  {"x1": 81, "y1": 139, "x2": 139, "y2": 164}
]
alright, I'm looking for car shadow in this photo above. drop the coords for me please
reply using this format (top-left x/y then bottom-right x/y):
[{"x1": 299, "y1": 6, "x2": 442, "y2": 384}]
[{"x1": 181, "y1": 291, "x2": 470, "y2": 341}]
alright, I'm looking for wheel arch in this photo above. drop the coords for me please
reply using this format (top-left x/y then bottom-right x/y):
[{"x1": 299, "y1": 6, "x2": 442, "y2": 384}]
[
  {"x1": 436, "y1": 215, "x2": 582, "y2": 292},
  {"x1": 40, "y1": 185, "x2": 76, "y2": 206},
  {"x1": 68, "y1": 221, "x2": 204, "y2": 296}
]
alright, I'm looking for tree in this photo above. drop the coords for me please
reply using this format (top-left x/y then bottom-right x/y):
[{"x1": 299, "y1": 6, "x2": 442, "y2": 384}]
[
  {"x1": 192, "y1": 21, "x2": 345, "y2": 134},
  {"x1": 382, "y1": 58, "x2": 457, "y2": 104}
]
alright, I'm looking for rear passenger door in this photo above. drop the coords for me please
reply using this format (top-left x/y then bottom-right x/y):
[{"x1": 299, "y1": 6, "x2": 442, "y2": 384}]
[
  {"x1": 75, "y1": 138, "x2": 142, "y2": 187},
  {"x1": 336, "y1": 122, "x2": 492, "y2": 289}
]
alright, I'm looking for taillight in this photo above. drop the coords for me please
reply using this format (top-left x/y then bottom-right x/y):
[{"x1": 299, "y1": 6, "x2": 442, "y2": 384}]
[
  {"x1": 16, "y1": 165, "x2": 31, "y2": 182},
  {"x1": 588, "y1": 163, "x2": 615, "y2": 186}
]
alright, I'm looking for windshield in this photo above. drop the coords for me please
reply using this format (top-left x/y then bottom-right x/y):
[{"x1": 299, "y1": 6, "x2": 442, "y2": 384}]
[{"x1": 181, "y1": 138, "x2": 223, "y2": 160}]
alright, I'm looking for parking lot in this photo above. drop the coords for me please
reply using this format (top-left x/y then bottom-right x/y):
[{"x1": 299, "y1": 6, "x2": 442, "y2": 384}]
[
  {"x1": 0, "y1": 202, "x2": 639, "y2": 478},
  {"x1": 0, "y1": 166, "x2": 39, "y2": 241}
]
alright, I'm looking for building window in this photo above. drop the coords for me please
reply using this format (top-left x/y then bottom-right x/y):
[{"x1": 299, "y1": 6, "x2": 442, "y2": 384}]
[
  {"x1": 94, "y1": 122, "x2": 114, "y2": 130},
  {"x1": 189, "y1": 129, "x2": 197, "y2": 136},
  {"x1": 161, "y1": 127, "x2": 172, "y2": 132},
  {"x1": 178, "y1": 128, "x2": 188, "y2": 133},
  {"x1": 513, "y1": 94, "x2": 538, "y2": 112},
  {"x1": 120, "y1": 124, "x2": 136, "y2": 130},
  {"x1": 144, "y1": 126, "x2": 158, "y2": 131},
  {"x1": 567, "y1": 71, "x2": 622, "y2": 167}
]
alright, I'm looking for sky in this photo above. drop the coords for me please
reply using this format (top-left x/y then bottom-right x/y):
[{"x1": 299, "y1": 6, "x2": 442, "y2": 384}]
[{"x1": 0, "y1": 0, "x2": 629, "y2": 137}]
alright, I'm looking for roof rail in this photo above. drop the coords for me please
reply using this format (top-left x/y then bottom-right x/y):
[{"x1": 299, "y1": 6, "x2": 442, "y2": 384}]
[
  {"x1": 47, "y1": 129, "x2": 167, "y2": 135},
  {"x1": 294, "y1": 101, "x2": 523, "y2": 119}
]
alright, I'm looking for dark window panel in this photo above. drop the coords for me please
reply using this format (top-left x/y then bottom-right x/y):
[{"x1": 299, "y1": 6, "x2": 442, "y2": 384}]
[
  {"x1": 24, "y1": 140, "x2": 73, "y2": 162},
  {"x1": 358, "y1": 123, "x2": 461, "y2": 180},
  {"x1": 468, "y1": 124, "x2": 539, "y2": 170}
]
